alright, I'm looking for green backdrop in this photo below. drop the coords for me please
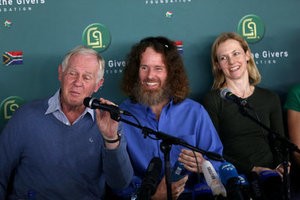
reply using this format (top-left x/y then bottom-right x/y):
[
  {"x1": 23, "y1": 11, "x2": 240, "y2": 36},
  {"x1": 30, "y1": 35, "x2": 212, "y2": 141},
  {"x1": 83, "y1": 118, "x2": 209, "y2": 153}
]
[{"x1": 1, "y1": 0, "x2": 299, "y2": 131}]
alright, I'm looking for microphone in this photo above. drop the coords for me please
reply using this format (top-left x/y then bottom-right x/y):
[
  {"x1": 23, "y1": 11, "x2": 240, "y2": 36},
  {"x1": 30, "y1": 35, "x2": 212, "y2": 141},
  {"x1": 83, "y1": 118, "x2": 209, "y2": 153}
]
[
  {"x1": 201, "y1": 160, "x2": 227, "y2": 197},
  {"x1": 247, "y1": 171, "x2": 266, "y2": 200},
  {"x1": 258, "y1": 170, "x2": 283, "y2": 200},
  {"x1": 236, "y1": 174, "x2": 251, "y2": 199},
  {"x1": 219, "y1": 162, "x2": 247, "y2": 200},
  {"x1": 193, "y1": 182, "x2": 215, "y2": 199},
  {"x1": 136, "y1": 157, "x2": 162, "y2": 200},
  {"x1": 220, "y1": 88, "x2": 252, "y2": 109},
  {"x1": 83, "y1": 97, "x2": 130, "y2": 116}
]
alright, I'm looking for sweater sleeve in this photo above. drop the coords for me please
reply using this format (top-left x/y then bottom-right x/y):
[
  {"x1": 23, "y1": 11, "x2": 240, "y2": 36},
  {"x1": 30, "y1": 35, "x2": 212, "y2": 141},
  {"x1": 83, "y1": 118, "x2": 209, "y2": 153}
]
[
  {"x1": 102, "y1": 135, "x2": 133, "y2": 190},
  {"x1": 0, "y1": 109, "x2": 25, "y2": 199}
]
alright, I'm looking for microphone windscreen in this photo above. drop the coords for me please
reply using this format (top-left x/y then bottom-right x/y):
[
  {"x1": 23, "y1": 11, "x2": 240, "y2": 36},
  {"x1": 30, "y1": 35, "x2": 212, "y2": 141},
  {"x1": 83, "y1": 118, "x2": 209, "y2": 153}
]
[
  {"x1": 219, "y1": 162, "x2": 248, "y2": 200},
  {"x1": 193, "y1": 182, "x2": 214, "y2": 198},
  {"x1": 237, "y1": 174, "x2": 249, "y2": 187},
  {"x1": 137, "y1": 157, "x2": 162, "y2": 200},
  {"x1": 259, "y1": 170, "x2": 283, "y2": 200},
  {"x1": 83, "y1": 97, "x2": 92, "y2": 108},
  {"x1": 247, "y1": 171, "x2": 265, "y2": 200},
  {"x1": 219, "y1": 162, "x2": 239, "y2": 185},
  {"x1": 219, "y1": 88, "x2": 230, "y2": 100},
  {"x1": 259, "y1": 170, "x2": 281, "y2": 182}
]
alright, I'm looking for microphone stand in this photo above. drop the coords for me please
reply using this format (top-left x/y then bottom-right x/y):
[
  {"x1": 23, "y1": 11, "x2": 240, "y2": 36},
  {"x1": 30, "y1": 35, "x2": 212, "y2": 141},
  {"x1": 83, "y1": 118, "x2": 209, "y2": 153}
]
[
  {"x1": 238, "y1": 105, "x2": 300, "y2": 200},
  {"x1": 109, "y1": 112, "x2": 224, "y2": 200}
]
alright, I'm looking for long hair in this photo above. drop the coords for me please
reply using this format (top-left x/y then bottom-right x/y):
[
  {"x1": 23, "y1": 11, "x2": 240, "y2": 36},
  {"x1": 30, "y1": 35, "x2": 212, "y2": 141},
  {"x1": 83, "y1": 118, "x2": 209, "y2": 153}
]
[
  {"x1": 211, "y1": 32, "x2": 261, "y2": 89},
  {"x1": 122, "y1": 36, "x2": 189, "y2": 104}
]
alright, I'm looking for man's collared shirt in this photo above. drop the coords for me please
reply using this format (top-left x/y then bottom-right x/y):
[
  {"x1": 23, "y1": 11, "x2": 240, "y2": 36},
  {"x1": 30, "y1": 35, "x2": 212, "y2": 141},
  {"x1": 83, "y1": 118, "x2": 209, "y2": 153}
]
[{"x1": 45, "y1": 89, "x2": 94, "y2": 125}]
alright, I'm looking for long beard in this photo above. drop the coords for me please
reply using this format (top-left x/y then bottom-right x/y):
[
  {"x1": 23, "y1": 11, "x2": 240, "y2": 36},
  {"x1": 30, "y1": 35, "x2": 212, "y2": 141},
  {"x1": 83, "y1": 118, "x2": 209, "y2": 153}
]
[{"x1": 132, "y1": 82, "x2": 171, "y2": 106}]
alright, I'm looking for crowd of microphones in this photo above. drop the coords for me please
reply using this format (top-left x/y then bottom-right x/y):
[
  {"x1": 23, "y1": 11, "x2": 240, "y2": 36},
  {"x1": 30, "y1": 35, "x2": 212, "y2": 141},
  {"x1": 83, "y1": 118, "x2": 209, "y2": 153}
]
[
  {"x1": 134, "y1": 157, "x2": 283, "y2": 200},
  {"x1": 83, "y1": 96, "x2": 284, "y2": 200}
]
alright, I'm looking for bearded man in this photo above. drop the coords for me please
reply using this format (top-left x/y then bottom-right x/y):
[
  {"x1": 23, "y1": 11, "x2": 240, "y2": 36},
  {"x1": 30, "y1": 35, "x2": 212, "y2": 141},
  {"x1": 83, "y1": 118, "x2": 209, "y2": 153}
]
[{"x1": 111, "y1": 36, "x2": 223, "y2": 200}]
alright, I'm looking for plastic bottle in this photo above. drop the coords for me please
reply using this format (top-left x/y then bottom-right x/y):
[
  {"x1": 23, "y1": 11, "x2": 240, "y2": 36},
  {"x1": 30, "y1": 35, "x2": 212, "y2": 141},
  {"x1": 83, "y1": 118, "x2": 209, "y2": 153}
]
[{"x1": 201, "y1": 160, "x2": 227, "y2": 197}]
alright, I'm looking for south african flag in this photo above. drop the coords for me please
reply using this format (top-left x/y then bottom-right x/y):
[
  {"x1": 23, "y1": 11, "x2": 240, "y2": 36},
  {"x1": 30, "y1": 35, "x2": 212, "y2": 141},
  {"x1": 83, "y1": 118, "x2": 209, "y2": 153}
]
[
  {"x1": 3, "y1": 51, "x2": 23, "y2": 66},
  {"x1": 175, "y1": 41, "x2": 183, "y2": 55}
]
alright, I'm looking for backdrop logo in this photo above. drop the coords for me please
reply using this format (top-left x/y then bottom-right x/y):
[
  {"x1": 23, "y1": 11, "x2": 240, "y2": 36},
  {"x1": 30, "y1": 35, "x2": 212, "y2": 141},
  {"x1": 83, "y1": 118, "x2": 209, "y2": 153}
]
[
  {"x1": 0, "y1": 96, "x2": 25, "y2": 122},
  {"x1": 4, "y1": 19, "x2": 12, "y2": 28},
  {"x1": 237, "y1": 14, "x2": 265, "y2": 43},
  {"x1": 0, "y1": 0, "x2": 46, "y2": 13},
  {"x1": 106, "y1": 59, "x2": 126, "y2": 75},
  {"x1": 3, "y1": 51, "x2": 23, "y2": 66},
  {"x1": 82, "y1": 23, "x2": 111, "y2": 53},
  {"x1": 252, "y1": 50, "x2": 289, "y2": 66}
]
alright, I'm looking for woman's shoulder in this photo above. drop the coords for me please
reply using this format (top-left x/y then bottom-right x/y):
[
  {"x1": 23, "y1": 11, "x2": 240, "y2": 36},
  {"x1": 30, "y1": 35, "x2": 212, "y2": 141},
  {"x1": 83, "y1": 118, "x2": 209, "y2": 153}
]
[
  {"x1": 202, "y1": 89, "x2": 221, "y2": 103},
  {"x1": 201, "y1": 89, "x2": 222, "y2": 108},
  {"x1": 203, "y1": 89, "x2": 220, "y2": 98},
  {"x1": 254, "y1": 86, "x2": 279, "y2": 99}
]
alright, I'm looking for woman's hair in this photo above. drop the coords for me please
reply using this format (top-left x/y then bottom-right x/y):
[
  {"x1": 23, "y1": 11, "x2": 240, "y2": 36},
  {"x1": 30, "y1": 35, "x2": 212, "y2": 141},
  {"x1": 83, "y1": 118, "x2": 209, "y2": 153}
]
[
  {"x1": 211, "y1": 32, "x2": 261, "y2": 89},
  {"x1": 61, "y1": 45, "x2": 105, "y2": 83},
  {"x1": 122, "y1": 36, "x2": 190, "y2": 104}
]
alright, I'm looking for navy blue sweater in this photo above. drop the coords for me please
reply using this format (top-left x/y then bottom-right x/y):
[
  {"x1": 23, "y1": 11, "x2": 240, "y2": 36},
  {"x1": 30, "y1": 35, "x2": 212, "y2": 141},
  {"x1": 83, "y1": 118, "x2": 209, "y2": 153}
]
[{"x1": 0, "y1": 99, "x2": 133, "y2": 200}]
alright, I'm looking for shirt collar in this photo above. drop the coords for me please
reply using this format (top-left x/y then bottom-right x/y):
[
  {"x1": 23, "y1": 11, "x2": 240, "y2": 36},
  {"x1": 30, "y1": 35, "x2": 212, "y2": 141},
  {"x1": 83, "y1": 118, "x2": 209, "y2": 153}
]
[{"x1": 45, "y1": 89, "x2": 95, "y2": 121}]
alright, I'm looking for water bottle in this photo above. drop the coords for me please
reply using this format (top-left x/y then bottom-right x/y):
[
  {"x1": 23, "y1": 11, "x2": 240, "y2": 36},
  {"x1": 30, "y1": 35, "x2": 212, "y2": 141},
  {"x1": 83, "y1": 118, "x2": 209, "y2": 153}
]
[
  {"x1": 202, "y1": 160, "x2": 227, "y2": 197},
  {"x1": 171, "y1": 161, "x2": 189, "y2": 182}
]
